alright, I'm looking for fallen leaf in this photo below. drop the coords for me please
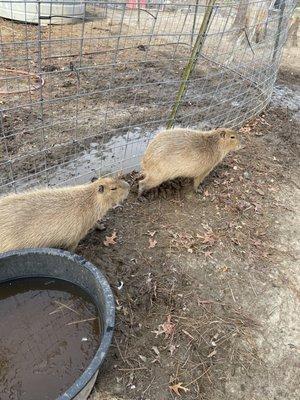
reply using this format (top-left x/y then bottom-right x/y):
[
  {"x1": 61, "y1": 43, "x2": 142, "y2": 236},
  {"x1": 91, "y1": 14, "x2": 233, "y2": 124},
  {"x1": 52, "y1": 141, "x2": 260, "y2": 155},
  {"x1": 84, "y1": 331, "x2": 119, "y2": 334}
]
[
  {"x1": 153, "y1": 315, "x2": 175, "y2": 338},
  {"x1": 139, "y1": 355, "x2": 147, "y2": 363},
  {"x1": 152, "y1": 346, "x2": 160, "y2": 356},
  {"x1": 162, "y1": 315, "x2": 175, "y2": 337},
  {"x1": 103, "y1": 231, "x2": 117, "y2": 246},
  {"x1": 197, "y1": 229, "x2": 217, "y2": 246},
  {"x1": 203, "y1": 250, "x2": 213, "y2": 259},
  {"x1": 169, "y1": 382, "x2": 189, "y2": 396},
  {"x1": 149, "y1": 238, "x2": 157, "y2": 249}
]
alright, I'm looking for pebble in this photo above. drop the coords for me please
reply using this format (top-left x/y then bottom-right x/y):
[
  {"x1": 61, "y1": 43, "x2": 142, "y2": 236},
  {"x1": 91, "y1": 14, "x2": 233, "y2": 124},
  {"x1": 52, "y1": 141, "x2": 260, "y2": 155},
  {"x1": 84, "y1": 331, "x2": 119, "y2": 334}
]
[{"x1": 243, "y1": 171, "x2": 251, "y2": 179}]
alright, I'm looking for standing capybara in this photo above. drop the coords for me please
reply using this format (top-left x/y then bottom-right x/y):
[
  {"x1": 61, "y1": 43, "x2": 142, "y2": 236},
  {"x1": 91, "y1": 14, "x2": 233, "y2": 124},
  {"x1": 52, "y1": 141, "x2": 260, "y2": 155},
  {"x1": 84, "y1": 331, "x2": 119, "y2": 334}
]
[
  {"x1": 138, "y1": 127, "x2": 241, "y2": 195},
  {"x1": 0, "y1": 176, "x2": 130, "y2": 253}
]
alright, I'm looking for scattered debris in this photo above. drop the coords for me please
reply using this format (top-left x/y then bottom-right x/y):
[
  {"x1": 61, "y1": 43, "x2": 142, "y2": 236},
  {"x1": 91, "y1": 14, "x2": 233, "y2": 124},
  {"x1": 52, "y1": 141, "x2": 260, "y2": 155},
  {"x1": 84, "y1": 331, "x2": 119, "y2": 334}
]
[
  {"x1": 139, "y1": 355, "x2": 147, "y2": 363},
  {"x1": 153, "y1": 315, "x2": 175, "y2": 338},
  {"x1": 147, "y1": 230, "x2": 157, "y2": 237},
  {"x1": 152, "y1": 346, "x2": 160, "y2": 356},
  {"x1": 207, "y1": 349, "x2": 217, "y2": 358},
  {"x1": 169, "y1": 382, "x2": 189, "y2": 396},
  {"x1": 149, "y1": 238, "x2": 158, "y2": 248},
  {"x1": 197, "y1": 228, "x2": 217, "y2": 246},
  {"x1": 103, "y1": 231, "x2": 117, "y2": 246}
]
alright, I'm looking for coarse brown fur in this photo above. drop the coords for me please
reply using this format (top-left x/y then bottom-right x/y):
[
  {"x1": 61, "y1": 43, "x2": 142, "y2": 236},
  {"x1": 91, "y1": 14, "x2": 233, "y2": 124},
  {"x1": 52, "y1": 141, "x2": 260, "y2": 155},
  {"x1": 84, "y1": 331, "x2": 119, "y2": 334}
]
[
  {"x1": 0, "y1": 176, "x2": 130, "y2": 253},
  {"x1": 138, "y1": 127, "x2": 241, "y2": 195}
]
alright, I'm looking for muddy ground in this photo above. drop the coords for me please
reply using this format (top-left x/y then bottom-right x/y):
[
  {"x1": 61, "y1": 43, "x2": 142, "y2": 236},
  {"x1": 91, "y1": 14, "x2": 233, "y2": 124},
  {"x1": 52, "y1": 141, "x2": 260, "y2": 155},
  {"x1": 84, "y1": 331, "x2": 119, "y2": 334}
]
[
  {"x1": 0, "y1": 7, "x2": 282, "y2": 190},
  {"x1": 75, "y1": 53, "x2": 300, "y2": 400}
]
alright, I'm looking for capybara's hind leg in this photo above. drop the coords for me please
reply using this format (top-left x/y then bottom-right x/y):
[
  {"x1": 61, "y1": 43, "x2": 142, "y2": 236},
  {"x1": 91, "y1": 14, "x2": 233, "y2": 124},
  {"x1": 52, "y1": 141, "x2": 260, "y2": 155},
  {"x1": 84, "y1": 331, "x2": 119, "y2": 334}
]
[
  {"x1": 138, "y1": 177, "x2": 150, "y2": 196},
  {"x1": 138, "y1": 176, "x2": 161, "y2": 196},
  {"x1": 94, "y1": 221, "x2": 106, "y2": 231}
]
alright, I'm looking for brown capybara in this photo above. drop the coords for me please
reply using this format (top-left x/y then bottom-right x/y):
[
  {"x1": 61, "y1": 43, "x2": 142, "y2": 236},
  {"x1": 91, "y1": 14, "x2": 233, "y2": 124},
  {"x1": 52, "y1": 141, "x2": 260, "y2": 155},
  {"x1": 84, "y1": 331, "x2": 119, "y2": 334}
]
[
  {"x1": 0, "y1": 176, "x2": 130, "y2": 253},
  {"x1": 138, "y1": 127, "x2": 241, "y2": 195}
]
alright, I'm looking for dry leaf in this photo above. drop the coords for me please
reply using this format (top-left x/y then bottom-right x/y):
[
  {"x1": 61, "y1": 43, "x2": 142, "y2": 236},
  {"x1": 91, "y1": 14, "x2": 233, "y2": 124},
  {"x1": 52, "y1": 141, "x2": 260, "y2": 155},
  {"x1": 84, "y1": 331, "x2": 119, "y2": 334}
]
[
  {"x1": 203, "y1": 250, "x2": 213, "y2": 259},
  {"x1": 152, "y1": 346, "x2": 160, "y2": 356},
  {"x1": 162, "y1": 315, "x2": 175, "y2": 337},
  {"x1": 153, "y1": 315, "x2": 175, "y2": 338},
  {"x1": 169, "y1": 382, "x2": 189, "y2": 396},
  {"x1": 103, "y1": 231, "x2": 117, "y2": 246},
  {"x1": 197, "y1": 229, "x2": 217, "y2": 246},
  {"x1": 149, "y1": 238, "x2": 157, "y2": 249}
]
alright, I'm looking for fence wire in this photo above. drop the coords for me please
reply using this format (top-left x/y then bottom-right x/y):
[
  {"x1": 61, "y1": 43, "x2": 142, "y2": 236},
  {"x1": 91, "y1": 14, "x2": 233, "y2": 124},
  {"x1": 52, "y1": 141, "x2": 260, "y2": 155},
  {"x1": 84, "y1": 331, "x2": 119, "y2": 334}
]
[{"x1": 0, "y1": 0, "x2": 296, "y2": 193}]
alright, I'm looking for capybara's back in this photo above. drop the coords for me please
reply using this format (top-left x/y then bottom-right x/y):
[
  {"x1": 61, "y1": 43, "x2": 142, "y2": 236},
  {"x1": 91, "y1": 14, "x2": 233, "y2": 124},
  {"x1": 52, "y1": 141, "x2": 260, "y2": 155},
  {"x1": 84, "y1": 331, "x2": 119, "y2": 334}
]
[
  {"x1": 139, "y1": 128, "x2": 241, "y2": 194},
  {"x1": 0, "y1": 176, "x2": 129, "y2": 253}
]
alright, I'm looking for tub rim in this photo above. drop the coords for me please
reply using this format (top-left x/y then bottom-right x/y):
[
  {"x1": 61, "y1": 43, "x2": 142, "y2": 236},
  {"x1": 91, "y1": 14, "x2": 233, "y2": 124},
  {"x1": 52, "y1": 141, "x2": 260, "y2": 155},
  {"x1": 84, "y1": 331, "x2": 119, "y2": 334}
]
[{"x1": 0, "y1": 247, "x2": 115, "y2": 400}]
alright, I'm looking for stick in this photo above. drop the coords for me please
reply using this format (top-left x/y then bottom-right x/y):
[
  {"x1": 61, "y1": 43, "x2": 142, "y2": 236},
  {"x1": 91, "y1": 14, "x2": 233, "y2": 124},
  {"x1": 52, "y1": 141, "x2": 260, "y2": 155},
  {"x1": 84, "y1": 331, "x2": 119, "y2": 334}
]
[
  {"x1": 50, "y1": 300, "x2": 80, "y2": 315},
  {"x1": 186, "y1": 365, "x2": 212, "y2": 386},
  {"x1": 66, "y1": 317, "x2": 97, "y2": 326},
  {"x1": 118, "y1": 367, "x2": 148, "y2": 372},
  {"x1": 167, "y1": 0, "x2": 217, "y2": 129}
]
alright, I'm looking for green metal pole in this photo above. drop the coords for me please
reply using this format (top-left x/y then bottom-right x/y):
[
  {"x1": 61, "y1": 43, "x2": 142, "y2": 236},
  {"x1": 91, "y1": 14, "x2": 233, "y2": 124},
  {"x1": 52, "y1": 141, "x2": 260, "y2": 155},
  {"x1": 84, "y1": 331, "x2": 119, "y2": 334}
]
[{"x1": 167, "y1": 0, "x2": 216, "y2": 129}]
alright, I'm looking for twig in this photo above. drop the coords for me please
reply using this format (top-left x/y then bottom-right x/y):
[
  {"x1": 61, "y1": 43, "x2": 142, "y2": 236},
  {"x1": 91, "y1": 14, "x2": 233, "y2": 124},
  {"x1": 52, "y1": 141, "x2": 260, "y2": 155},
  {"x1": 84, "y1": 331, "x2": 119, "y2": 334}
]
[
  {"x1": 118, "y1": 367, "x2": 148, "y2": 372},
  {"x1": 142, "y1": 376, "x2": 155, "y2": 396},
  {"x1": 248, "y1": 277, "x2": 257, "y2": 296},
  {"x1": 228, "y1": 284, "x2": 236, "y2": 302},
  {"x1": 0, "y1": 67, "x2": 44, "y2": 95},
  {"x1": 186, "y1": 365, "x2": 212, "y2": 386},
  {"x1": 182, "y1": 329, "x2": 195, "y2": 340},
  {"x1": 66, "y1": 317, "x2": 97, "y2": 326},
  {"x1": 243, "y1": 27, "x2": 255, "y2": 55},
  {"x1": 115, "y1": 338, "x2": 133, "y2": 368},
  {"x1": 50, "y1": 300, "x2": 80, "y2": 315}
]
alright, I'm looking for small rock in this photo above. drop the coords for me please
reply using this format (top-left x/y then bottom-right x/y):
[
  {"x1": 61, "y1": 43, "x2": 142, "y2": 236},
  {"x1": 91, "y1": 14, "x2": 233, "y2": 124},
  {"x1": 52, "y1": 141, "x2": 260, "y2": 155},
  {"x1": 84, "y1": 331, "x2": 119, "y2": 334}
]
[{"x1": 243, "y1": 171, "x2": 251, "y2": 179}]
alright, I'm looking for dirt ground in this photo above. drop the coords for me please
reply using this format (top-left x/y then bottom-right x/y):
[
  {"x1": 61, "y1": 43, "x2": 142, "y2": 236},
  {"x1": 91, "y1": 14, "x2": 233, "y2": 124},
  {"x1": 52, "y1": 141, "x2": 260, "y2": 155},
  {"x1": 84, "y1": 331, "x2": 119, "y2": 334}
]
[
  {"x1": 0, "y1": 9, "x2": 299, "y2": 399},
  {"x1": 73, "y1": 47, "x2": 300, "y2": 400},
  {"x1": 0, "y1": 6, "x2": 288, "y2": 190}
]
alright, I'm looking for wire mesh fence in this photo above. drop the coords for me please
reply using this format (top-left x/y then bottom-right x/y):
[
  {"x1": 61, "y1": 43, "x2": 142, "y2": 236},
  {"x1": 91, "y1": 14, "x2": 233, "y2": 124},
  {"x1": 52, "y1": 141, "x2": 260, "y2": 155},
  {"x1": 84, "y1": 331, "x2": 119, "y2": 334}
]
[{"x1": 0, "y1": 0, "x2": 296, "y2": 193}]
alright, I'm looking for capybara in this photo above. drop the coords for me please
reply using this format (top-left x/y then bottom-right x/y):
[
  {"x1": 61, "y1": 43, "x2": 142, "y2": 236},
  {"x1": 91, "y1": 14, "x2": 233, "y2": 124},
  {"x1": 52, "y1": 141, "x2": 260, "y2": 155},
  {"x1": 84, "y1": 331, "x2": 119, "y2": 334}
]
[
  {"x1": 0, "y1": 176, "x2": 129, "y2": 253},
  {"x1": 138, "y1": 127, "x2": 241, "y2": 195}
]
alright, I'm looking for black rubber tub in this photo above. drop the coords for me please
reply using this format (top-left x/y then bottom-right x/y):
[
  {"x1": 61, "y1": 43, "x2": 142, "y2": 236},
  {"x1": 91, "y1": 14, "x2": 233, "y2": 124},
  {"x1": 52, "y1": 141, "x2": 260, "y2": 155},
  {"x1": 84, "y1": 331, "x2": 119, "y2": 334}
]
[{"x1": 0, "y1": 248, "x2": 115, "y2": 400}]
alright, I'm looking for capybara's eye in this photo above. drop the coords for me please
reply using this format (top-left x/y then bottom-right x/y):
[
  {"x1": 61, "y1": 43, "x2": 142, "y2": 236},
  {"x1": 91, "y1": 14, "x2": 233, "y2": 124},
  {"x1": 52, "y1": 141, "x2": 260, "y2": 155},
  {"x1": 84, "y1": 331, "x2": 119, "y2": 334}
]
[
  {"x1": 230, "y1": 136, "x2": 235, "y2": 139},
  {"x1": 111, "y1": 187, "x2": 117, "y2": 191}
]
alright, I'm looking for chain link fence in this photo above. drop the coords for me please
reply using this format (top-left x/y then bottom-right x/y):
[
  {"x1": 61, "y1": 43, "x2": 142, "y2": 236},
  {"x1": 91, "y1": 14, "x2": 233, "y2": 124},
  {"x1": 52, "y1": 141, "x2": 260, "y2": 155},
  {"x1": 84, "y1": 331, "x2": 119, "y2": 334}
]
[{"x1": 0, "y1": 0, "x2": 296, "y2": 193}]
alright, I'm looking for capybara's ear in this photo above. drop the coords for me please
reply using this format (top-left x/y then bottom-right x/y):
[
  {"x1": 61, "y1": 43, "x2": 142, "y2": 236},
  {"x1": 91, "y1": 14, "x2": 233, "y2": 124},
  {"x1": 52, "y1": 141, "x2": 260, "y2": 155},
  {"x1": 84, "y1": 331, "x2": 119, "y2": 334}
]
[
  {"x1": 217, "y1": 128, "x2": 226, "y2": 138},
  {"x1": 98, "y1": 185, "x2": 104, "y2": 193},
  {"x1": 91, "y1": 176, "x2": 98, "y2": 183}
]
